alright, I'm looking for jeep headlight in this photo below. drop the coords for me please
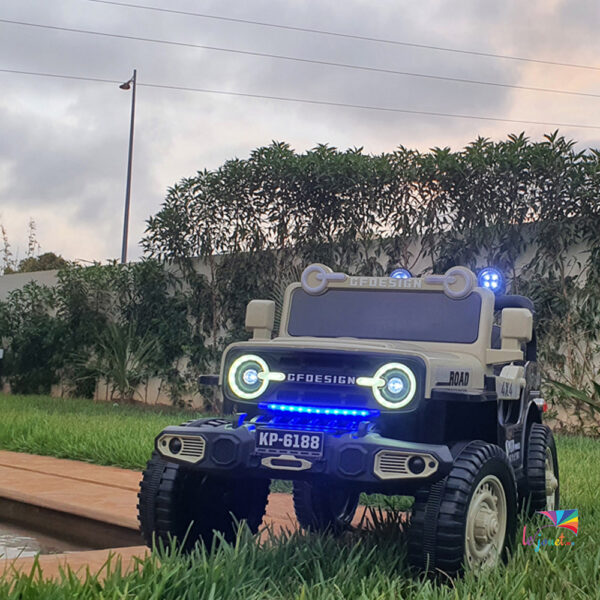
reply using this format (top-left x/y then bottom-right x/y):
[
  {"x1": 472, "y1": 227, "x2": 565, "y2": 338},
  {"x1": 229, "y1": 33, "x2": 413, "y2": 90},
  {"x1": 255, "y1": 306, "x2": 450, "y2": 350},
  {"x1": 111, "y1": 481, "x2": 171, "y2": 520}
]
[
  {"x1": 227, "y1": 354, "x2": 284, "y2": 400},
  {"x1": 357, "y1": 363, "x2": 416, "y2": 409}
]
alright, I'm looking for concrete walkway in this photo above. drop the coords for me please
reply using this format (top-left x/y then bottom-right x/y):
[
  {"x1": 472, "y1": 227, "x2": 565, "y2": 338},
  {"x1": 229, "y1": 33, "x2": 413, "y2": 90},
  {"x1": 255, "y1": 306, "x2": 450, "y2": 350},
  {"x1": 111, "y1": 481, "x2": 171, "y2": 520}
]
[
  {"x1": 0, "y1": 451, "x2": 307, "y2": 581},
  {"x1": 0, "y1": 451, "x2": 141, "y2": 531}
]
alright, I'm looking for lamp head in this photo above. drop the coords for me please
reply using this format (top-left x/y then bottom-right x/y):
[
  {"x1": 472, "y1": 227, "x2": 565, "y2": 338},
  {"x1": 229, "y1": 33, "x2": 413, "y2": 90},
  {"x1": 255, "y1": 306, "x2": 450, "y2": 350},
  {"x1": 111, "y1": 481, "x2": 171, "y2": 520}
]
[
  {"x1": 390, "y1": 268, "x2": 412, "y2": 279},
  {"x1": 478, "y1": 267, "x2": 504, "y2": 294}
]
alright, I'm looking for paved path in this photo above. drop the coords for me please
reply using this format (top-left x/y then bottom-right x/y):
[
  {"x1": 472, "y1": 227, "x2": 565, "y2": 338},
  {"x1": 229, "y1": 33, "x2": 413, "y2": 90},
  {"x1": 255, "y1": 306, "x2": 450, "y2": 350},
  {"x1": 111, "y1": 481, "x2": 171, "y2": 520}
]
[
  {"x1": 0, "y1": 450, "x2": 300, "y2": 580},
  {"x1": 0, "y1": 451, "x2": 141, "y2": 530}
]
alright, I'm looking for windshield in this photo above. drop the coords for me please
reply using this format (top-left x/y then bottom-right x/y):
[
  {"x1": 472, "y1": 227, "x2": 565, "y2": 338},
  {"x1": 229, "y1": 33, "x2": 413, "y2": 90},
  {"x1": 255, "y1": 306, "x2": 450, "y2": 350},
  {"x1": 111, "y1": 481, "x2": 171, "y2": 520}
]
[{"x1": 287, "y1": 288, "x2": 481, "y2": 343}]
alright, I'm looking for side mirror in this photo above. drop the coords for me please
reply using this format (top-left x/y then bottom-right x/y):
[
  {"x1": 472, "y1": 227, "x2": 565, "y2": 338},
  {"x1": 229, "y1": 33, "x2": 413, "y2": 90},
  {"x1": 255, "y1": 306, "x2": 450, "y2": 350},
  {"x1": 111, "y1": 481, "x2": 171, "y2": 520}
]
[
  {"x1": 245, "y1": 300, "x2": 275, "y2": 340},
  {"x1": 500, "y1": 308, "x2": 532, "y2": 351}
]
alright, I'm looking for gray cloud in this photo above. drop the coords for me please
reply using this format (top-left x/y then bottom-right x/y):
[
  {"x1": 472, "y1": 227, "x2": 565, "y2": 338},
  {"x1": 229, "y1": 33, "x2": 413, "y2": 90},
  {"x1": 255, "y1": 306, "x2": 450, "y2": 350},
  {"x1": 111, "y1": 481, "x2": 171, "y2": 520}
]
[{"x1": 1, "y1": 0, "x2": 599, "y2": 262}]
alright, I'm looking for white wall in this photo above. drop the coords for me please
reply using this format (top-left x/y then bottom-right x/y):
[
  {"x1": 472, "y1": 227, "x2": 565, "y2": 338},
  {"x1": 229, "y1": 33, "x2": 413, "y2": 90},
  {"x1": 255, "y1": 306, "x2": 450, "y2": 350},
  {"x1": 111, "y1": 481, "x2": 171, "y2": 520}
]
[{"x1": 0, "y1": 270, "x2": 58, "y2": 300}]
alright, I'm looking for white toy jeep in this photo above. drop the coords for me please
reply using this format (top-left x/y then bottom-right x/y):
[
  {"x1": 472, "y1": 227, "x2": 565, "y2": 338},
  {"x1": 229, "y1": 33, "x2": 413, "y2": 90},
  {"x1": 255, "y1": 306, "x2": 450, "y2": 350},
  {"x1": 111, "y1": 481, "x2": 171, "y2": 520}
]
[{"x1": 139, "y1": 264, "x2": 559, "y2": 574}]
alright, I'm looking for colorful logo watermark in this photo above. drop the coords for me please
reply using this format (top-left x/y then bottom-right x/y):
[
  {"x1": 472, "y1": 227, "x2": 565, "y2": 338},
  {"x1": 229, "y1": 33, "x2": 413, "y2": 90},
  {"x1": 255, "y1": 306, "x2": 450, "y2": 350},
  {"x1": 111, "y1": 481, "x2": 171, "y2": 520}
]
[{"x1": 522, "y1": 509, "x2": 578, "y2": 552}]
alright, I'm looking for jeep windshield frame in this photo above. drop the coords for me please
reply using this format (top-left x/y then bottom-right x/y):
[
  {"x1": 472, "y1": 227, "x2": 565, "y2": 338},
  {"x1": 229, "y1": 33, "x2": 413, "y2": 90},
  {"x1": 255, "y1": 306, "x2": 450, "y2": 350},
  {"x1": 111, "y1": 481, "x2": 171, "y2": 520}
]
[{"x1": 286, "y1": 287, "x2": 482, "y2": 344}]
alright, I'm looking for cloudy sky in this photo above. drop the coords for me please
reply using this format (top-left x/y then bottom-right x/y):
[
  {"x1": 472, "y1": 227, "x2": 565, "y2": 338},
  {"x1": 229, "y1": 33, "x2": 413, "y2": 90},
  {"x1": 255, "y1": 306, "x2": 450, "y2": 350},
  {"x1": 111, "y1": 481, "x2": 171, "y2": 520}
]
[{"x1": 1, "y1": 0, "x2": 599, "y2": 264}]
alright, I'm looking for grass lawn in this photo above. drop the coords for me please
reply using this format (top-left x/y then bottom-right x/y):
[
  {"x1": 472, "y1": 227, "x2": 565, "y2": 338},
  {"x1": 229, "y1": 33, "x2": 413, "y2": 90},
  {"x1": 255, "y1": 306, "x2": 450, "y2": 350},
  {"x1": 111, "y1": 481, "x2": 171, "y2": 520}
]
[
  {"x1": 0, "y1": 393, "x2": 599, "y2": 598},
  {"x1": 0, "y1": 393, "x2": 204, "y2": 470}
]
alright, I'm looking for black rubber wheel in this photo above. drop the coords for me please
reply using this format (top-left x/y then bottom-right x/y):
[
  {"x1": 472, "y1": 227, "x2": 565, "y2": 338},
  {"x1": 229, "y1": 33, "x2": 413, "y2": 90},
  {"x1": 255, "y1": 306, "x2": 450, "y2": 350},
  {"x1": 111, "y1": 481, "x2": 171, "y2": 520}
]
[
  {"x1": 293, "y1": 480, "x2": 359, "y2": 534},
  {"x1": 521, "y1": 423, "x2": 559, "y2": 515},
  {"x1": 408, "y1": 441, "x2": 517, "y2": 575},
  {"x1": 138, "y1": 451, "x2": 269, "y2": 551}
]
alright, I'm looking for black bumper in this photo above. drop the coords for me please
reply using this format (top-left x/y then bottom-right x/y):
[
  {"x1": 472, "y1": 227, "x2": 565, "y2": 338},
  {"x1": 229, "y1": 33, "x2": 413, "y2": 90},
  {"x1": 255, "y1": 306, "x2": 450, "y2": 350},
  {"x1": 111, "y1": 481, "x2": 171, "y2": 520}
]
[{"x1": 155, "y1": 420, "x2": 453, "y2": 489}]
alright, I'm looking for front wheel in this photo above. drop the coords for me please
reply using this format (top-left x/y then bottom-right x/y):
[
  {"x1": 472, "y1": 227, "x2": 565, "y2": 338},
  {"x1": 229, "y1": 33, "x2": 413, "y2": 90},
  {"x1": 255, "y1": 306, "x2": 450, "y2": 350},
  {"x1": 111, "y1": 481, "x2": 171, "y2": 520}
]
[
  {"x1": 138, "y1": 451, "x2": 269, "y2": 551},
  {"x1": 293, "y1": 481, "x2": 359, "y2": 534},
  {"x1": 408, "y1": 441, "x2": 517, "y2": 575}
]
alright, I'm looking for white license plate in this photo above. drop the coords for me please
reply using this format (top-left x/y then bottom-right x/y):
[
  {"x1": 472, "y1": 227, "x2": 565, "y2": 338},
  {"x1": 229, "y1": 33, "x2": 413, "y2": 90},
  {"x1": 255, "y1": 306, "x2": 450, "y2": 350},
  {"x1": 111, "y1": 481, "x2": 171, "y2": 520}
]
[{"x1": 256, "y1": 429, "x2": 324, "y2": 457}]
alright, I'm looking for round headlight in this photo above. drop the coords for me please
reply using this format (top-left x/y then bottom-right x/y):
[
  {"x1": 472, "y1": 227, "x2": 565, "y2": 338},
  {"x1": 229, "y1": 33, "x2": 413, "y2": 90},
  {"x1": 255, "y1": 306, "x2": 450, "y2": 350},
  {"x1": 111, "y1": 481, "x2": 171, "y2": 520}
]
[
  {"x1": 387, "y1": 377, "x2": 405, "y2": 395},
  {"x1": 372, "y1": 363, "x2": 416, "y2": 409},
  {"x1": 228, "y1": 354, "x2": 269, "y2": 399},
  {"x1": 242, "y1": 369, "x2": 259, "y2": 385}
]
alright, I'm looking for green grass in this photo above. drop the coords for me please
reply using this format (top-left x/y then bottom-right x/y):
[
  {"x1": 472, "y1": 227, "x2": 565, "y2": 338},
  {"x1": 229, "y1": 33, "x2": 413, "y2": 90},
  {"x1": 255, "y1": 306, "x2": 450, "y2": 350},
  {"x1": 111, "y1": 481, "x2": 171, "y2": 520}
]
[
  {"x1": 0, "y1": 394, "x2": 599, "y2": 598},
  {"x1": 0, "y1": 393, "x2": 204, "y2": 470},
  {"x1": 2, "y1": 500, "x2": 600, "y2": 599}
]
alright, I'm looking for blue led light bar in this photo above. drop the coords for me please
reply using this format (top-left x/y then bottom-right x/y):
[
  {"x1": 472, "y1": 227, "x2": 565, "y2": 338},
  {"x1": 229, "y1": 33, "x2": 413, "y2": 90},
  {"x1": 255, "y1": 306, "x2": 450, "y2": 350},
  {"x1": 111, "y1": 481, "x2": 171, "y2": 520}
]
[{"x1": 259, "y1": 402, "x2": 379, "y2": 418}]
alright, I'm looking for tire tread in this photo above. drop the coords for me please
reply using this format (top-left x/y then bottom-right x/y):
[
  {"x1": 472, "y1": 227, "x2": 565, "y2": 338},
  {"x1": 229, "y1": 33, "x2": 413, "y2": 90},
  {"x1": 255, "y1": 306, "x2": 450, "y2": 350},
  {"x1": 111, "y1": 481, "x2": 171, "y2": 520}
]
[{"x1": 408, "y1": 441, "x2": 517, "y2": 575}]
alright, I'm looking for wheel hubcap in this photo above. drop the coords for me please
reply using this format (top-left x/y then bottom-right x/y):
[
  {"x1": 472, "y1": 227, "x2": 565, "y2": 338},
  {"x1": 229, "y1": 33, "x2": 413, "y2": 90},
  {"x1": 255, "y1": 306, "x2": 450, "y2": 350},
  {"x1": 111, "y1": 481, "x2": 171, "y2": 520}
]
[
  {"x1": 465, "y1": 475, "x2": 507, "y2": 570},
  {"x1": 545, "y1": 447, "x2": 558, "y2": 510},
  {"x1": 474, "y1": 505, "x2": 499, "y2": 543}
]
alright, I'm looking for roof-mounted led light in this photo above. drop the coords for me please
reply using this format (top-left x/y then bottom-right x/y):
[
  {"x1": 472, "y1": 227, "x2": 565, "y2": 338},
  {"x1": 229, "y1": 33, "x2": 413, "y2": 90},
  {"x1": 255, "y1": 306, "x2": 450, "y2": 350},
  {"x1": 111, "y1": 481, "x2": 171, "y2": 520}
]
[
  {"x1": 478, "y1": 267, "x2": 504, "y2": 294},
  {"x1": 390, "y1": 268, "x2": 412, "y2": 279}
]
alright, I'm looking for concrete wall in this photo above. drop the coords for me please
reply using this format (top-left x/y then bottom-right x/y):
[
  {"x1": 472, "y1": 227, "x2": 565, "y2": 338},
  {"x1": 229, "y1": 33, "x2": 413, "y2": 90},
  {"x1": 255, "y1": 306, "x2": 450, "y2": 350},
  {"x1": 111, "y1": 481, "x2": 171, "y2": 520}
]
[{"x1": 0, "y1": 270, "x2": 59, "y2": 300}]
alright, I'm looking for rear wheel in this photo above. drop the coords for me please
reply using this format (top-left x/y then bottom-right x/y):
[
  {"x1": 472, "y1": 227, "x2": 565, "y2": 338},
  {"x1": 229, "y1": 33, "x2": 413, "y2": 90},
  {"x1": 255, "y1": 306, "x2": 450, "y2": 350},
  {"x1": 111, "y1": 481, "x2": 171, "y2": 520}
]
[
  {"x1": 521, "y1": 423, "x2": 559, "y2": 514},
  {"x1": 408, "y1": 441, "x2": 517, "y2": 575},
  {"x1": 293, "y1": 480, "x2": 359, "y2": 534},
  {"x1": 138, "y1": 451, "x2": 269, "y2": 551}
]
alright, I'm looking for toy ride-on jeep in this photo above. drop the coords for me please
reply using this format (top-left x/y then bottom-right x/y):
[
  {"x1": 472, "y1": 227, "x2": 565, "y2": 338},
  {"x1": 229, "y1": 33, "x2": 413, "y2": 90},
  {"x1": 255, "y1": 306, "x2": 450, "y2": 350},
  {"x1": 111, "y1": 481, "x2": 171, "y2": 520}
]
[{"x1": 138, "y1": 264, "x2": 559, "y2": 574}]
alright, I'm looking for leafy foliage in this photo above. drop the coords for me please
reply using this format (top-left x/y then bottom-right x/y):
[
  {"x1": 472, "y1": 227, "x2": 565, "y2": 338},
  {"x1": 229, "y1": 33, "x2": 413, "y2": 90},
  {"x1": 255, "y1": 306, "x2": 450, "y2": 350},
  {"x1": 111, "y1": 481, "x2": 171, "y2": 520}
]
[
  {"x1": 16, "y1": 252, "x2": 69, "y2": 273},
  {"x1": 0, "y1": 283, "x2": 62, "y2": 394},
  {"x1": 142, "y1": 133, "x2": 600, "y2": 429}
]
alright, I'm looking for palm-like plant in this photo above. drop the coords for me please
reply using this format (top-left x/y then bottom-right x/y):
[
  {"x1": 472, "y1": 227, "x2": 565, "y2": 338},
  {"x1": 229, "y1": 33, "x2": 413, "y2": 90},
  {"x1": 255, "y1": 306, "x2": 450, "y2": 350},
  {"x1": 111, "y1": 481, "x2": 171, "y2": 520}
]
[
  {"x1": 549, "y1": 378, "x2": 600, "y2": 414},
  {"x1": 92, "y1": 323, "x2": 159, "y2": 403}
]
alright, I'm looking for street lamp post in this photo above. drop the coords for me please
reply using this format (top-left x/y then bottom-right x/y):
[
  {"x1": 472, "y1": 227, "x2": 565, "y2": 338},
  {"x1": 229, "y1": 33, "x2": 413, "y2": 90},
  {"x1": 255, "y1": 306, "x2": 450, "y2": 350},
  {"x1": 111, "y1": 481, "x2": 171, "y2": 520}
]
[{"x1": 119, "y1": 69, "x2": 137, "y2": 265}]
